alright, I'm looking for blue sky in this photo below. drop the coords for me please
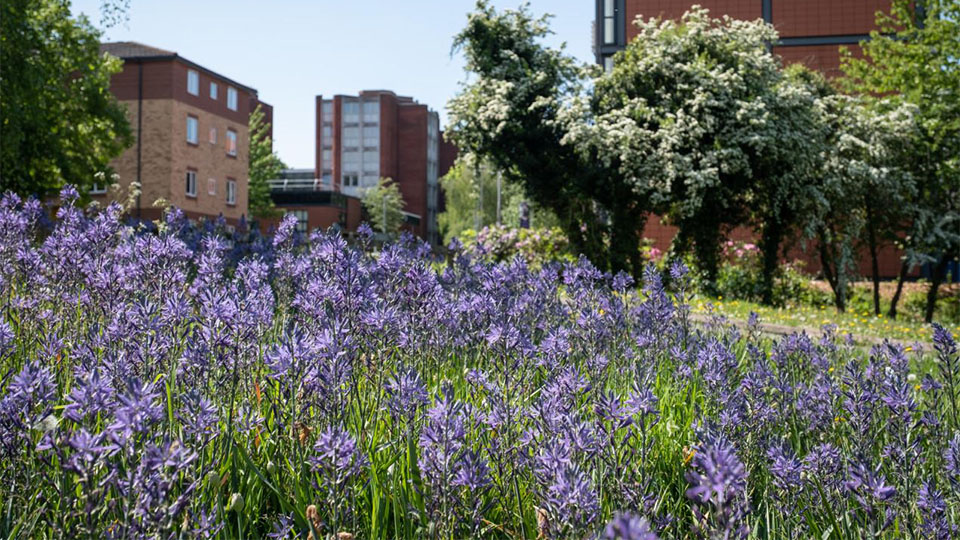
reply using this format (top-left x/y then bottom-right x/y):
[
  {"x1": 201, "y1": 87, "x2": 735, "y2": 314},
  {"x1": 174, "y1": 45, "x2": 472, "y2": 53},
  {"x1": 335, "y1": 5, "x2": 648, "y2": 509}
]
[{"x1": 70, "y1": 0, "x2": 594, "y2": 168}]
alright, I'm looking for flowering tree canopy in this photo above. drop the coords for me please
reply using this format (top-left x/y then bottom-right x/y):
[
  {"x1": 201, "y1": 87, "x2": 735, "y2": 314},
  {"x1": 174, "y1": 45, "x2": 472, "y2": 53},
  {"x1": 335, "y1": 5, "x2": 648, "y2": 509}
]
[{"x1": 565, "y1": 7, "x2": 823, "y2": 294}]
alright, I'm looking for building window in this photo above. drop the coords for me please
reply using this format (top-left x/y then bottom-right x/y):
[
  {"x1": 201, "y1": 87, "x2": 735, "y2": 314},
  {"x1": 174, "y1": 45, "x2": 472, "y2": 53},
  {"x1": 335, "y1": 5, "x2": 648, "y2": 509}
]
[
  {"x1": 343, "y1": 173, "x2": 358, "y2": 187},
  {"x1": 227, "y1": 87, "x2": 238, "y2": 111},
  {"x1": 603, "y1": 56, "x2": 614, "y2": 72},
  {"x1": 603, "y1": 0, "x2": 616, "y2": 45},
  {"x1": 209, "y1": 127, "x2": 217, "y2": 144},
  {"x1": 322, "y1": 149, "x2": 332, "y2": 165},
  {"x1": 227, "y1": 129, "x2": 237, "y2": 156},
  {"x1": 343, "y1": 126, "x2": 360, "y2": 148},
  {"x1": 226, "y1": 178, "x2": 236, "y2": 205},
  {"x1": 210, "y1": 82, "x2": 218, "y2": 99},
  {"x1": 187, "y1": 69, "x2": 199, "y2": 95},
  {"x1": 321, "y1": 173, "x2": 332, "y2": 186},
  {"x1": 291, "y1": 210, "x2": 308, "y2": 233},
  {"x1": 362, "y1": 101, "x2": 379, "y2": 123},
  {"x1": 322, "y1": 100, "x2": 333, "y2": 117},
  {"x1": 208, "y1": 177, "x2": 217, "y2": 196},
  {"x1": 185, "y1": 170, "x2": 197, "y2": 197},
  {"x1": 90, "y1": 183, "x2": 107, "y2": 195},
  {"x1": 322, "y1": 125, "x2": 332, "y2": 138},
  {"x1": 186, "y1": 116, "x2": 198, "y2": 144}
]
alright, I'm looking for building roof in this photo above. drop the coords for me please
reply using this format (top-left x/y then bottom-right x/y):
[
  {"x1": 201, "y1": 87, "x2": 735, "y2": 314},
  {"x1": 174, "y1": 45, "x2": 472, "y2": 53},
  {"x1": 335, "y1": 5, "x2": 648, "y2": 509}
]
[
  {"x1": 101, "y1": 41, "x2": 175, "y2": 58},
  {"x1": 101, "y1": 41, "x2": 258, "y2": 95}
]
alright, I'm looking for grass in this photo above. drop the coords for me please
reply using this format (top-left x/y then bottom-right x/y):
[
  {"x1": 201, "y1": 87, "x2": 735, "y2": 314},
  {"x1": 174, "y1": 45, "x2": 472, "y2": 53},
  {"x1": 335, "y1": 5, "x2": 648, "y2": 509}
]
[{"x1": 692, "y1": 294, "x2": 959, "y2": 343}]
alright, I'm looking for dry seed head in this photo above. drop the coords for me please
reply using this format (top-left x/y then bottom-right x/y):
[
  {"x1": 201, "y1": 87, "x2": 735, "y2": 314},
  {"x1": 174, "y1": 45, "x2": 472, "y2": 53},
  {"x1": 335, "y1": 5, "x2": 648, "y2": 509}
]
[{"x1": 536, "y1": 507, "x2": 550, "y2": 539}]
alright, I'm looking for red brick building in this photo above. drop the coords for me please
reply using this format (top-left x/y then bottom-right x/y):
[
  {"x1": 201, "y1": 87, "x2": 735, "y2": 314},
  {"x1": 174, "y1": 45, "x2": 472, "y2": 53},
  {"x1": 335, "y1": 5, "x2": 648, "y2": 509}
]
[
  {"x1": 99, "y1": 42, "x2": 272, "y2": 225},
  {"x1": 314, "y1": 90, "x2": 450, "y2": 244},
  {"x1": 595, "y1": 0, "x2": 888, "y2": 76}
]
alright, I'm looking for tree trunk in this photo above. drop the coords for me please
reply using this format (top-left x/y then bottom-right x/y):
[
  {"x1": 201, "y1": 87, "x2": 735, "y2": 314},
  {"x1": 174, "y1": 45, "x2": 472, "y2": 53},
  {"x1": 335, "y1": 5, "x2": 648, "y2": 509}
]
[
  {"x1": 924, "y1": 254, "x2": 950, "y2": 323},
  {"x1": 888, "y1": 261, "x2": 909, "y2": 320},
  {"x1": 865, "y1": 204, "x2": 881, "y2": 316},
  {"x1": 609, "y1": 202, "x2": 644, "y2": 279},
  {"x1": 818, "y1": 228, "x2": 845, "y2": 312},
  {"x1": 759, "y1": 220, "x2": 782, "y2": 306}
]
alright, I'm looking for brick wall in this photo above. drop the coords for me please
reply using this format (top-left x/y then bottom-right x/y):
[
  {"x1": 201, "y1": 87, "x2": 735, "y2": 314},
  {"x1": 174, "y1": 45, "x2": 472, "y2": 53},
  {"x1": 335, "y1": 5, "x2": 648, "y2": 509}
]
[
  {"x1": 626, "y1": 0, "x2": 761, "y2": 40},
  {"x1": 95, "y1": 99, "x2": 173, "y2": 216},
  {"x1": 397, "y1": 105, "x2": 429, "y2": 239},
  {"x1": 772, "y1": 0, "x2": 888, "y2": 37},
  {"x1": 167, "y1": 100, "x2": 249, "y2": 222}
]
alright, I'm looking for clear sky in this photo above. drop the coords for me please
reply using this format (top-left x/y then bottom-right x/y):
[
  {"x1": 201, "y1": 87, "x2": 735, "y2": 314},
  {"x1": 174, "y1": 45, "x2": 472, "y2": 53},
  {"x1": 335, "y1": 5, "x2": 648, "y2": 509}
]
[{"x1": 70, "y1": 0, "x2": 595, "y2": 169}]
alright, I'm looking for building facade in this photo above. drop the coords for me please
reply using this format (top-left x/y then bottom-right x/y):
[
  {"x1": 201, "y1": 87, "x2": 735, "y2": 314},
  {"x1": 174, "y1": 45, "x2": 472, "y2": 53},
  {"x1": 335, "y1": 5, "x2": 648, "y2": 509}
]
[
  {"x1": 595, "y1": 0, "x2": 890, "y2": 76},
  {"x1": 264, "y1": 168, "x2": 362, "y2": 235},
  {"x1": 315, "y1": 90, "x2": 445, "y2": 244},
  {"x1": 99, "y1": 42, "x2": 272, "y2": 225}
]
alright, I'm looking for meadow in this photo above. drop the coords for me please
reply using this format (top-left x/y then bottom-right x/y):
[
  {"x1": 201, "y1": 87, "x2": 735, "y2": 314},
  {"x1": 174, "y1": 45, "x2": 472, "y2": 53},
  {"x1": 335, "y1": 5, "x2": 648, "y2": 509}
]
[{"x1": 1, "y1": 187, "x2": 958, "y2": 539}]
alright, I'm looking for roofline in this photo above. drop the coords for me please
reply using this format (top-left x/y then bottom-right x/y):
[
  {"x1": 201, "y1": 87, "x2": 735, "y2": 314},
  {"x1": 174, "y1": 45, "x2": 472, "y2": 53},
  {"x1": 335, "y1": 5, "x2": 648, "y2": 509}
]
[{"x1": 107, "y1": 53, "x2": 259, "y2": 95}]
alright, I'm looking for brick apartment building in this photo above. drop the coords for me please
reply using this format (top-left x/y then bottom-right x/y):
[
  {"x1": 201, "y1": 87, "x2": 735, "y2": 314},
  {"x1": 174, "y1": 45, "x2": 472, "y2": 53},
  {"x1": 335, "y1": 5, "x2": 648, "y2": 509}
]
[
  {"x1": 315, "y1": 90, "x2": 447, "y2": 244},
  {"x1": 97, "y1": 42, "x2": 272, "y2": 225},
  {"x1": 595, "y1": 0, "x2": 889, "y2": 75}
]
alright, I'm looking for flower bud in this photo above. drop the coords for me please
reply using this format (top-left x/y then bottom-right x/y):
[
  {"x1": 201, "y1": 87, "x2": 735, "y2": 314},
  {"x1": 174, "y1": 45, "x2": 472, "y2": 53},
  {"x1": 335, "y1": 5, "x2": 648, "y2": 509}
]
[{"x1": 228, "y1": 492, "x2": 244, "y2": 513}]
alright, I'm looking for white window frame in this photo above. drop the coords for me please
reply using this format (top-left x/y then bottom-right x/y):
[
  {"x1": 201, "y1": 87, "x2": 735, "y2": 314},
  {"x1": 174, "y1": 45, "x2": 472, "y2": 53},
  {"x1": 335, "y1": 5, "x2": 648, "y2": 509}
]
[
  {"x1": 185, "y1": 170, "x2": 197, "y2": 197},
  {"x1": 226, "y1": 179, "x2": 236, "y2": 205},
  {"x1": 90, "y1": 183, "x2": 107, "y2": 194},
  {"x1": 226, "y1": 129, "x2": 237, "y2": 156},
  {"x1": 186, "y1": 115, "x2": 198, "y2": 144},
  {"x1": 187, "y1": 70, "x2": 199, "y2": 95},
  {"x1": 208, "y1": 177, "x2": 217, "y2": 196},
  {"x1": 227, "y1": 87, "x2": 238, "y2": 111},
  {"x1": 210, "y1": 81, "x2": 218, "y2": 100}
]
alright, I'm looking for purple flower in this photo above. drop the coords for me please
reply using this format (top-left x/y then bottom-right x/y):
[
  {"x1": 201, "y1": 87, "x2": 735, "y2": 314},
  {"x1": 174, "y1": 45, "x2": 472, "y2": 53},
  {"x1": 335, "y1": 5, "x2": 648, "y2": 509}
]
[
  {"x1": 603, "y1": 512, "x2": 659, "y2": 540},
  {"x1": 685, "y1": 437, "x2": 749, "y2": 539},
  {"x1": 309, "y1": 425, "x2": 367, "y2": 483},
  {"x1": 384, "y1": 366, "x2": 428, "y2": 422}
]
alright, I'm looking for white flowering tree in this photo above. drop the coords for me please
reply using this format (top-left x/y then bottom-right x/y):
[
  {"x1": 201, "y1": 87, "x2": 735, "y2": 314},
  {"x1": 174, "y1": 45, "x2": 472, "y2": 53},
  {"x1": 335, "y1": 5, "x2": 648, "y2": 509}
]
[
  {"x1": 447, "y1": 1, "x2": 646, "y2": 277},
  {"x1": 841, "y1": 0, "x2": 960, "y2": 322},
  {"x1": 810, "y1": 93, "x2": 920, "y2": 313},
  {"x1": 566, "y1": 7, "x2": 823, "y2": 298}
]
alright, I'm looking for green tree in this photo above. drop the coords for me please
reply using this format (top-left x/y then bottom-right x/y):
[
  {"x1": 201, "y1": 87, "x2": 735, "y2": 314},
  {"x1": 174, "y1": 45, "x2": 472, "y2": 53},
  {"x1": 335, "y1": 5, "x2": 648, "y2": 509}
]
[
  {"x1": 449, "y1": 1, "x2": 638, "y2": 275},
  {"x1": 841, "y1": 0, "x2": 960, "y2": 322},
  {"x1": 438, "y1": 153, "x2": 553, "y2": 244},
  {"x1": 361, "y1": 177, "x2": 405, "y2": 236},
  {"x1": 0, "y1": 0, "x2": 132, "y2": 198},
  {"x1": 569, "y1": 7, "x2": 822, "y2": 297},
  {"x1": 248, "y1": 105, "x2": 285, "y2": 220}
]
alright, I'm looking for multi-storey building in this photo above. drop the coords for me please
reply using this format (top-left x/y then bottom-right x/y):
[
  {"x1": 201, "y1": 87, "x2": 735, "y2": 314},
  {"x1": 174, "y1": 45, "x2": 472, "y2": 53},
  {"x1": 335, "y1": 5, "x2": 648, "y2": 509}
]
[
  {"x1": 595, "y1": 0, "x2": 889, "y2": 76},
  {"x1": 98, "y1": 41, "x2": 272, "y2": 225},
  {"x1": 315, "y1": 90, "x2": 448, "y2": 244}
]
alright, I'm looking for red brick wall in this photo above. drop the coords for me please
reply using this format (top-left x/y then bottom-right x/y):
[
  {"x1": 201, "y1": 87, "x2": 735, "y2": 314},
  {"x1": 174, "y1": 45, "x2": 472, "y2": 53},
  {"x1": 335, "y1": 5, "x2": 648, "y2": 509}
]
[
  {"x1": 626, "y1": 0, "x2": 761, "y2": 40},
  {"x1": 772, "y1": 0, "x2": 888, "y2": 37},
  {"x1": 379, "y1": 94, "x2": 399, "y2": 182},
  {"x1": 397, "y1": 104, "x2": 429, "y2": 238}
]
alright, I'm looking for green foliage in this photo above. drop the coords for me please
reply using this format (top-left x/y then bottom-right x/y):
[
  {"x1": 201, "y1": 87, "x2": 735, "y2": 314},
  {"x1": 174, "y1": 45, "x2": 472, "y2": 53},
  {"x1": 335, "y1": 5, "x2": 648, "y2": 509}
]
[
  {"x1": 459, "y1": 225, "x2": 573, "y2": 267},
  {"x1": 569, "y1": 7, "x2": 823, "y2": 293},
  {"x1": 841, "y1": 0, "x2": 960, "y2": 319},
  {"x1": 361, "y1": 177, "x2": 405, "y2": 235},
  {"x1": 438, "y1": 154, "x2": 555, "y2": 245},
  {"x1": 0, "y1": 0, "x2": 132, "y2": 198},
  {"x1": 710, "y1": 241, "x2": 826, "y2": 308},
  {"x1": 448, "y1": 1, "x2": 628, "y2": 274},
  {"x1": 248, "y1": 105, "x2": 285, "y2": 220}
]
